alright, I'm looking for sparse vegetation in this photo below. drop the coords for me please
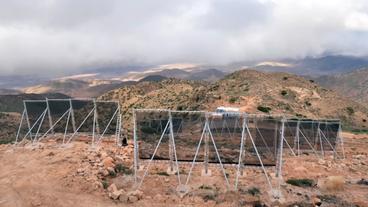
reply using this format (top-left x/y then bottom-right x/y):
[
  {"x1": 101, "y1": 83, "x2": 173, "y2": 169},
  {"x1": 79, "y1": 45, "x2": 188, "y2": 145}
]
[
  {"x1": 305, "y1": 101, "x2": 312, "y2": 106},
  {"x1": 283, "y1": 76, "x2": 288, "y2": 80},
  {"x1": 108, "y1": 170, "x2": 117, "y2": 177},
  {"x1": 281, "y1": 90, "x2": 288, "y2": 96},
  {"x1": 247, "y1": 187, "x2": 261, "y2": 196},
  {"x1": 228, "y1": 96, "x2": 238, "y2": 103},
  {"x1": 114, "y1": 163, "x2": 132, "y2": 175},
  {"x1": 286, "y1": 178, "x2": 314, "y2": 187},
  {"x1": 346, "y1": 107, "x2": 354, "y2": 115},
  {"x1": 199, "y1": 185, "x2": 213, "y2": 190},
  {"x1": 102, "y1": 180, "x2": 109, "y2": 189},
  {"x1": 156, "y1": 171, "x2": 170, "y2": 176},
  {"x1": 257, "y1": 106, "x2": 271, "y2": 113}
]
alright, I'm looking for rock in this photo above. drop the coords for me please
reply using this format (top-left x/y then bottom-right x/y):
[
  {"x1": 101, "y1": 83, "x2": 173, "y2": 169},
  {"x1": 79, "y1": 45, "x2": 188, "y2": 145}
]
[
  {"x1": 318, "y1": 159, "x2": 326, "y2": 165},
  {"x1": 102, "y1": 157, "x2": 115, "y2": 169},
  {"x1": 109, "y1": 190, "x2": 123, "y2": 200},
  {"x1": 312, "y1": 196, "x2": 322, "y2": 206},
  {"x1": 107, "y1": 167, "x2": 115, "y2": 174},
  {"x1": 77, "y1": 168, "x2": 84, "y2": 174},
  {"x1": 107, "y1": 183, "x2": 117, "y2": 193},
  {"x1": 47, "y1": 151, "x2": 55, "y2": 156},
  {"x1": 128, "y1": 195, "x2": 139, "y2": 203},
  {"x1": 127, "y1": 190, "x2": 143, "y2": 199},
  {"x1": 115, "y1": 155, "x2": 124, "y2": 163},
  {"x1": 119, "y1": 194, "x2": 128, "y2": 202},
  {"x1": 154, "y1": 194, "x2": 164, "y2": 201}
]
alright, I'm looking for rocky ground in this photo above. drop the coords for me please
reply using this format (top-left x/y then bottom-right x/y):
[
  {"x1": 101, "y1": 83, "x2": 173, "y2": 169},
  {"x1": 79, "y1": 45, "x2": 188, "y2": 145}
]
[{"x1": 0, "y1": 132, "x2": 367, "y2": 207}]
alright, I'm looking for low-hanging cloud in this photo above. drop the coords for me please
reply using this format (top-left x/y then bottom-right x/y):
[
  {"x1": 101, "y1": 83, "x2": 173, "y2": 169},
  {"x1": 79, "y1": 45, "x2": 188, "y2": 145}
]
[{"x1": 0, "y1": 0, "x2": 368, "y2": 75}]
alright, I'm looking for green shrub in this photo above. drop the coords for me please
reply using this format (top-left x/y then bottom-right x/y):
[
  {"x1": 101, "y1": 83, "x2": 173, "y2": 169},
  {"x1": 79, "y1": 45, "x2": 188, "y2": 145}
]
[
  {"x1": 199, "y1": 185, "x2": 213, "y2": 190},
  {"x1": 286, "y1": 178, "x2": 314, "y2": 187},
  {"x1": 114, "y1": 163, "x2": 133, "y2": 175},
  {"x1": 247, "y1": 187, "x2": 261, "y2": 196},
  {"x1": 283, "y1": 76, "x2": 288, "y2": 80},
  {"x1": 102, "y1": 180, "x2": 109, "y2": 189},
  {"x1": 281, "y1": 90, "x2": 288, "y2": 96},
  {"x1": 156, "y1": 171, "x2": 170, "y2": 176},
  {"x1": 257, "y1": 106, "x2": 271, "y2": 113},
  {"x1": 346, "y1": 107, "x2": 354, "y2": 115},
  {"x1": 228, "y1": 97, "x2": 238, "y2": 103},
  {"x1": 109, "y1": 170, "x2": 117, "y2": 177},
  {"x1": 305, "y1": 101, "x2": 312, "y2": 106}
]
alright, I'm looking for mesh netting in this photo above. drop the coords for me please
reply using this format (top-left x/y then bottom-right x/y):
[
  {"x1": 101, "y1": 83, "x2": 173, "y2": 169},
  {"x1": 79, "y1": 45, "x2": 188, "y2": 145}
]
[{"x1": 136, "y1": 111, "x2": 282, "y2": 166}]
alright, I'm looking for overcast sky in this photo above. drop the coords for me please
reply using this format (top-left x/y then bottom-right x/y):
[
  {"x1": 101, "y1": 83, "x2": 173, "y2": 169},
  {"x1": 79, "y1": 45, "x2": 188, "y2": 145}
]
[{"x1": 0, "y1": 0, "x2": 368, "y2": 75}]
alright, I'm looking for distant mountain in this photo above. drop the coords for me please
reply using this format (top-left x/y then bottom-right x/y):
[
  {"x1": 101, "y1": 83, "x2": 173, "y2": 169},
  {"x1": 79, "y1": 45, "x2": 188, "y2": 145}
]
[
  {"x1": 187, "y1": 69, "x2": 226, "y2": 81},
  {"x1": 101, "y1": 69, "x2": 368, "y2": 130},
  {"x1": 139, "y1": 75, "x2": 168, "y2": 82},
  {"x1": 0, "y1": 88, "x2": 20, "y2": 95},
  {"x1": 315, "y1": 68, "x2": 368, "y2": 104},
  {"x1": 22, "y1": 79, "x2": 135, "y2": 98},
  {"x1": 0, "y1": 93, "x2": 70, "y2": 113},
  {"x1": 249, "y1": 55, "x2": 368, "y2": 76}
]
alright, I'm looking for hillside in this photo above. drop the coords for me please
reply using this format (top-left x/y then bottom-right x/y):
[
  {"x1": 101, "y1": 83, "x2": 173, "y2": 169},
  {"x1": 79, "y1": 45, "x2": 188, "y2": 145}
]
[
  {"x1": 0, "y1": 93, "x2": 70, "y2": 113},
  {"x1": 315, "y1": 68, "x2": 368, "y2": 104},
  {"x1": 248, "y1": 55, "x2": 368, "y2": 76},
  {"x1": 22, "y1": 79, "x2": 135, "y2": 98},
  {"x1": 100, "y1": 69, "x2": 368, "y2": 131}
]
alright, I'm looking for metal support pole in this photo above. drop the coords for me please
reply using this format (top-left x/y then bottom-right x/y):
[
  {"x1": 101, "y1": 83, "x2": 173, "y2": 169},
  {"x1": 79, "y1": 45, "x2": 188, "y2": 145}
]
[
  {"x1": 46, "y1": 98, "x2": 54, "y2": 134},
  {"x1": 92, "y1": 105, "x2": 97, "y2": 147},
  {"x1": 93, "y1": 99, "x2": 100, "y2": 135},
  {"x1": 69, "y1": 99, "x2": 76, "y2": 132},
  {"x1": 337, "y1": 122, "x2": 345, "y2": 159},
  {"x1": 115, "y1": 107, "x2": 122, "y2": 146},
  {"x1": 317, "y1": 122, "x2": 324, "y2": 157},
  {"x1": 204, "y1": 116, "x2": 209, "y2": 174},
  {"x1": 168, "y1": 112, "x2": 174, "y2": 172},
  {"x1": 63, "y1": 109, "x2": 71, "y2": 144},
  {"x1": 23, "y1": 101, "x2": 32, "y2": 140},
  {"x1": 33, "y1": 110, "x2": 47, "y2": 144},
  {"x1": 15, "y1": 109, "x2": 26, "y2": 145},
  {"x1": 235, "y1": 113, "x2": 247, "y2": 190},
  {"x1": 133, "y1": 110, "x2": 138, "y2": 183},
  {"x1": 296, "y1": 120, "x2": 300, "y2": 156},
  {"x1": 169, "y1": 111, "x2": 181, "y2": 185},
  {"x1": 276, "y1": 119, "x2": 285, "y2": 178},
  {"x1": 274, "y1": 121, "x2": 279, "y2": 157}
]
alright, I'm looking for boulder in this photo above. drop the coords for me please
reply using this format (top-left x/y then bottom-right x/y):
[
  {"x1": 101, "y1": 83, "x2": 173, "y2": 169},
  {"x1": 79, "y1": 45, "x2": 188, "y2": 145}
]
[
  {"x1": 128, "y1": 195, "x2": 139, "y2": 203},
  {"x1": 119, "y1": 194, "x2": 128, "y2": 202},
  {"x1": 102, "y1": 157, "x2": 115, "y2": 169},
  {"x1": 107, "y1": 183, "x2": 117, "y2": 193},
  {"x1": 109, "y1": 190, "x2": 123, "y2": 200},
  {"x1": 127, "y1": 190, "x2": 144, "y2": 200}
]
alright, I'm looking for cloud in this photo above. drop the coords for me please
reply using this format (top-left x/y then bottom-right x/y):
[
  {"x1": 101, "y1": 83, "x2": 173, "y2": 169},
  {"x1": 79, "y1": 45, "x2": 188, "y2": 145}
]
[{"x1": 0, "y1": 0, "x2": 368, "y2": 75}]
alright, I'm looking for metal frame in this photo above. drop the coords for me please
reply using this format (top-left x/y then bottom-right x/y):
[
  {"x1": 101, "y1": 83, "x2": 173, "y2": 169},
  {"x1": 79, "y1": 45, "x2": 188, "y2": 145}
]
[
  {"x1": 14, "y1": 98, "x2": 121, "y2": 147},
  {"x1": 284, "y1": 119, "x2": 344, "y2": 159},
  {"x1": 132, "y1": 108, "x2": 346, "y2": 200},
  {"x1": 132, "y1": 109, "x2": 288, "y2": 198}
]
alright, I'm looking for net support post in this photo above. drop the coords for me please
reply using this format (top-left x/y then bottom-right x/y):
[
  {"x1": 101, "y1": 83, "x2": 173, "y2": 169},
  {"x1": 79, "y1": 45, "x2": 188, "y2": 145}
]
[
  {"x1": 45, "y1": 98, "x2": 54, "y2": 134},
  {"x1": 201, "y1": 115, "x2": 211, "y2": 177}
]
